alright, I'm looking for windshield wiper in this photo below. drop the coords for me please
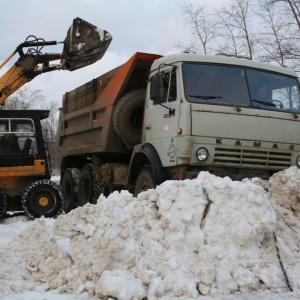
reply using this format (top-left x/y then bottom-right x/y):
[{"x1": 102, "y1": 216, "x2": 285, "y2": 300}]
[
  {"x1": 252, "y1": 99, "x2": 276, "y2": 107},
  {"x1": 188, "y1": 95, "x2": 241, "y2": 112},
  {"x1": 188, "y1": 95, "x2": 223, "y2": 100},
  {"x1": 252, "y1": 99, "x2": 299, "y2": 119}
]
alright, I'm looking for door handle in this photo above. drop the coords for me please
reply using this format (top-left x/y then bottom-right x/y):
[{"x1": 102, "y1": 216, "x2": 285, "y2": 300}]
[{"x1": 146, "y1": 124, "x2": 152, "y2": 130}]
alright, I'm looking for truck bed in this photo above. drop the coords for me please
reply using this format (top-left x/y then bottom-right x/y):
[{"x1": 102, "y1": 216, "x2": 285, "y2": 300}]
[{"x1": 56, "y1": 52, "x2": 161, "y2": 156}]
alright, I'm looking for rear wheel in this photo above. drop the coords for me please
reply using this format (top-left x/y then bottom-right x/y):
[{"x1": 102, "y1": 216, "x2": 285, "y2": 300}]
[
  {"x1": 78, "y1": 164, "x2": 101, "y2": 206},
  {"x1": 134, "y1": 166, "x2": 156, "y2": 196},
  {"x1": 0, "y1": 190, "x2": 7, "y2": 220},
  {"x1": 61, "y1": 168, "x2": 80, "y2": 212},
  {"x1": 22, "y1": 179, "x2": 64, "y2": 220}
]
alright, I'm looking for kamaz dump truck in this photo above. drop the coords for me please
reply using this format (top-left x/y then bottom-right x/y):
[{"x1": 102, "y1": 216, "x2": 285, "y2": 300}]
[
  {"x1": 56, "y1": 52, "x2": 300, "y2": 210},
  {"x1": 0, "y1": 18, "x2": 112, "y2": 220}
]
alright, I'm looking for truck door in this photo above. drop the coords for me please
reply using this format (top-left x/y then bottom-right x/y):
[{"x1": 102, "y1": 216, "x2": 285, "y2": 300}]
[{"x1": 144, "y1": 67, "x2": 180, "y2": 166}]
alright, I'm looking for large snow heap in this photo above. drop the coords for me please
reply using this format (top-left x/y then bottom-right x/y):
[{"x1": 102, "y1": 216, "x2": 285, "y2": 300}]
[{"x1": 5, "y1": 167, "x2": 300, "y2": 299}]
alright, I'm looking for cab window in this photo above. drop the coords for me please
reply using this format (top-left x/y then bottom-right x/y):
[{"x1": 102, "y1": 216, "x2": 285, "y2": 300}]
[
  {"x1": 153, "y1": 68, "x2": 177, "y2": 105},
  {"x1": 0, "y1": 118, "x2": 37, "y2": 156}
]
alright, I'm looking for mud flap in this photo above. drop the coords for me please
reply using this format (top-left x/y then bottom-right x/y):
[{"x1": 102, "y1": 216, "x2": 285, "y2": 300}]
[{"x1": 63, "y1": 17, "x2": 112, "y2": 71}]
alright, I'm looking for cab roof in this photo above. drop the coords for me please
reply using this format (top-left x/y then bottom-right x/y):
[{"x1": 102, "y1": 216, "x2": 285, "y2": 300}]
[
  {"x1": 151, "y1": 53, "x2": 298, "y2": 77},
  {"x1": 0, "y1": 110, "x2": 49, "y2": 120}
]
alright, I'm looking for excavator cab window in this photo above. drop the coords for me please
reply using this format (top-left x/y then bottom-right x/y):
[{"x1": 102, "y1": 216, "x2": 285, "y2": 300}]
[{"x1": 0, "y1": 118, "x2": 36, "y2": 156}]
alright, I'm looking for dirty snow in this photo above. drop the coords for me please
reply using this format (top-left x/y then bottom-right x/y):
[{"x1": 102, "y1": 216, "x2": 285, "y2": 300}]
[{"x1": 1, "y1": 167, "x2": 300, "y2": 299}]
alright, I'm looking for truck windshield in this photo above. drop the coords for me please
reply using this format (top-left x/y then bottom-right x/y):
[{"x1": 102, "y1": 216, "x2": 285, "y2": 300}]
[{"x1": 183, "y1": 63, "x2": 300, "y2": 113}]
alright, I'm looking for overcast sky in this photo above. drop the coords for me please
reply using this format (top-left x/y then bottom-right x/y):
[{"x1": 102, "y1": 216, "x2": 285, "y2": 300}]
[{"x1": 0, "y1": 0, "x2": 228, "y2": 107}]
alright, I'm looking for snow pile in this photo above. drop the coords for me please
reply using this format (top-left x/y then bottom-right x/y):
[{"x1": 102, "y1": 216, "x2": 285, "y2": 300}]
[
  {"x1": 268, "y1": 167, "x2": 300, "y2": 230},
  {"x1": 5, "y1": 168, "x2": 300, "y2": 299}
]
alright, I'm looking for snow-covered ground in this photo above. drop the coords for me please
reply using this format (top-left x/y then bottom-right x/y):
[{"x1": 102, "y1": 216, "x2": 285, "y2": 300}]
[{"x1": 0, "y1": 167, "x2": 300, "y2": 300}]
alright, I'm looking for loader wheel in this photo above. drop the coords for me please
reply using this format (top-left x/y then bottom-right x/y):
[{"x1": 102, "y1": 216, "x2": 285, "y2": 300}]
[
  {"x1": 113, "y1": 88, "x2": 145, "y2": 146},
  {"x1": 22, "y1": 179, "x2": 64, "y2": 220},
  {"x1": 134, "y1": 166, "x2": 156, "y2": 196},
  {"x1": 61, "y1": 168, "x2": 80, "y2": 212},
  {"x1": 78, "y1": 164, "x2": 101, "y2": 206},
  {"x1": 0, "y1": 190, "x2": 7, "y2": 220}
]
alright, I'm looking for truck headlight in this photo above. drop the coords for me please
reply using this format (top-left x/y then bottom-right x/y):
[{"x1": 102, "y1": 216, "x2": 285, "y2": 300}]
[
  {"x1": 196, "y1": 147, "x2": 209, "y2": 161},
  {"x1": 297, "y1": 155, "x2": 300, "y2": 167}
]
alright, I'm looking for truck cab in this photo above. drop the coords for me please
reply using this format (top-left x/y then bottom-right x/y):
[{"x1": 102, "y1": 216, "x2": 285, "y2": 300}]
[{"x1": 142, "y1": 54, "x2": 300, "y2": 183}]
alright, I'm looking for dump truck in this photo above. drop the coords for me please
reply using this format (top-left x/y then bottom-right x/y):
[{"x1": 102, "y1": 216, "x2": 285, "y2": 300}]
[
  {"x1": 56, "y1": 52, "x2": 300, "y2": 210},
  {"x1": 0, "y1": 18, "x2": 112, "y2": 220}
]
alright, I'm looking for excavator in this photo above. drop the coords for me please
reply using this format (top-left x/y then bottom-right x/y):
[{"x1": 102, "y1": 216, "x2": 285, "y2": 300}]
[{"x1": 0, "y1": 18, "x2": 112, "y2": 220}]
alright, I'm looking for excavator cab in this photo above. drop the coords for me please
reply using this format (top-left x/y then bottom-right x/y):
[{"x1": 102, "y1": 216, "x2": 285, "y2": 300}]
[{"x1": 0, "y1": 17, "x2": 112, "y2": 105}]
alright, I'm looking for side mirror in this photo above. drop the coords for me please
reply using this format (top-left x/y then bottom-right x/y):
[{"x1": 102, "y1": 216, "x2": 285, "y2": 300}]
[{"x1": 149, "y1": 74, "x2": 159, "y2": 101}]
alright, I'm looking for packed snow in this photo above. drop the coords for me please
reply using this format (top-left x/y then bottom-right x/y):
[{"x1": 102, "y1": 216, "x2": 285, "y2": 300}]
[{"x1": 1, "y1": 167, "x2": 300, "y2": 299}]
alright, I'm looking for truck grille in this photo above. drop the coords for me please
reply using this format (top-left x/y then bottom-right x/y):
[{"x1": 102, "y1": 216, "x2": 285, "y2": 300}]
[{"x1": 214, "y1": 147, "x2": 291, "y2": 168}]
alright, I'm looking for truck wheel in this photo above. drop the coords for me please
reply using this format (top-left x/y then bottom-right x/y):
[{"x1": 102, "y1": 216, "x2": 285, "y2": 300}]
[
  {"x1": 134, "y1": 166, "x2": 156, "y2": 196},
  {"x1": 22, "y1": 179, "x2": 64, "y2": 220},
  {"x1": 0, "y1": 190, "x2": 7, "y2": 219},
  {"x1": 113, "y1": 88, "x2": 146, "y2": 146},
  {"x1": 78, "y1": 164, "x2": 101, "y2": 206},
  {"x1": 61, "y1": 168, "x2": 80, "y2": 212}
]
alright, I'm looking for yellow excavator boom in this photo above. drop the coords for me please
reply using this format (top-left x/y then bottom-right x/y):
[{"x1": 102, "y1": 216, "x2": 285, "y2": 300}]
[{"x1": 0, "y1": 17, "x2": 112, "y2": 106}]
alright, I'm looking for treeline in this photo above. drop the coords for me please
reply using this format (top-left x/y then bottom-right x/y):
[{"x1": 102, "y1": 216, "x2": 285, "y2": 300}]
[{"x1": 177, "y1": 0, "x2": 300, "y2": 71}]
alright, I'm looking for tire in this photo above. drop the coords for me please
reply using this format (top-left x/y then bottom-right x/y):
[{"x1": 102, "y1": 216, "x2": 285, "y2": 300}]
[
  {"x1": 61, "y1": 168, "x2": 80, "y2": 212},
  {"x1": 134, "y1": 166, "x2": 156, "y2": 196},
  {"x1": 21, "y1": 179, "x2": 64, "y2": 220},
  {"x1": 113, "y1": 88, "x2": 146, "y2": 145},
  {"x1": 78, "y1": 164, "x2": 101, "y2": 206},
  {"x1": 0, "y1": 190, "x2": 7, "y2": 220}
]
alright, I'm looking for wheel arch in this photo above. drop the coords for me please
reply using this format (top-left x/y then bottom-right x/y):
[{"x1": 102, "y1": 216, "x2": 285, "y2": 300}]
[{"x1": 128, "y1": 143, "x2": 167, "y2": 190}]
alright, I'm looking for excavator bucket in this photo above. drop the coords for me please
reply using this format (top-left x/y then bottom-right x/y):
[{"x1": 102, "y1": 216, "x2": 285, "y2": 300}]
[{"x1": 62, "y1": 17, "x2": 112, "y2": 71}]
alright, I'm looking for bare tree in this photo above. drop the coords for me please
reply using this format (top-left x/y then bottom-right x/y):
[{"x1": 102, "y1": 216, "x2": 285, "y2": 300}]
[
  {"x1": 268, "y1": 0, "x2": 300, "y2": 30},
  {"x1": 215, "y1": 9, "x2": 241, "y2": 57},
  {"x1": 265, "y1": 0, "x2": 300, "y2": 69},
  {"x1": 257, "y1": 0, "x2": 300, "y2": 60},
  {"x1": 41, "y1": 100, "x2": 60, "y2": 168},
  {"x1": 255, "y1": 0, "x2": 291, "y2": 66},
  {"x1": 218, "y1": 0, "x2": 255, "y2": 59},
  {"x1": 41, "y1": 100, "x2": 59, "y2": 143},
  {"x1": 177, "y1": 0, "x2": 256, "y2": 59},
  {"x1": 177, "y1": 2, "x2": 219, "y2": 54},
  {"x1": 287, "y1": 0, "x2": 300, "y2": 29},
  {"x1": 177, "y1": 0, "x2": 300, "y2": 73},
  {"x1": 2, "y1": 86, "x2": 44, "y2": 110}
]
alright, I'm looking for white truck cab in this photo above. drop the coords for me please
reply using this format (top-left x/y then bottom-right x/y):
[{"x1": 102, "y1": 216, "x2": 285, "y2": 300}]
[{"x1": 144, "y1": 54, "x2": 300, "y2": 180}]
